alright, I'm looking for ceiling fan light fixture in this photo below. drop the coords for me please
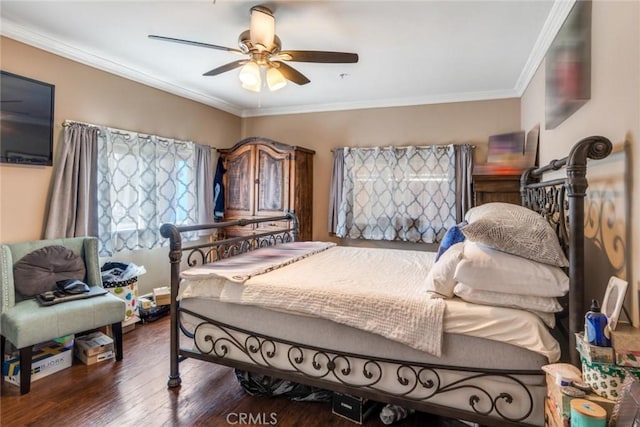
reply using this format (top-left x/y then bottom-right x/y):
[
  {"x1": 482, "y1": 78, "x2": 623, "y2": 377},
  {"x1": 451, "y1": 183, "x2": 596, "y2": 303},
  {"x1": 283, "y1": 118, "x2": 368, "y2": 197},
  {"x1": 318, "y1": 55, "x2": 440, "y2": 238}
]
[
  {"x1": 250, "y1": 5, "x2": 275, "y2": 51},
  {"x1": 266, "y1": 67, "x2": 287, "y2": 91},
  {"x1": 239, "y1": 61, "x2": 261, "y2": 86},
  {"x1": 241, "y1": 81, "x2": 262, "y2": 93}
]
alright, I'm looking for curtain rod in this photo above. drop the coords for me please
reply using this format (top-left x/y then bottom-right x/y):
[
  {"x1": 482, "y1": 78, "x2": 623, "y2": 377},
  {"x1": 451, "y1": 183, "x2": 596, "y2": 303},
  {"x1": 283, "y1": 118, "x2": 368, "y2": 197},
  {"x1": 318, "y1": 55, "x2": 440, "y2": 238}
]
[
  {"x1": 62, "y1": 119, "x2": 216, "y2": 150},
  {"x1": 331, "y1": 144, "x2": 476, "y2": 152},
  {"x1": 62, "y1": 119, "x2": 100, "y2": 128}
]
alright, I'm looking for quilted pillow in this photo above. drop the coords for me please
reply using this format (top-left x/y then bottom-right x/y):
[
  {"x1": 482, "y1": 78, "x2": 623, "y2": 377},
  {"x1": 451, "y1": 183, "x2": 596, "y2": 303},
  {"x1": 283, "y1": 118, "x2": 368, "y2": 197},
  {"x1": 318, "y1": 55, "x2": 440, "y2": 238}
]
[
  {"x1": 425, "y1": 242, "x2": 464, "y2": 298},
  {"x1": 462, "y1": 202, "x2": 569, "y2": 267},
  {"x1": 13, "y1": 245, "x2": 86, "y2": 297},
  {"x1": 453, "y1": 241, "x2": 569, "y2": 297}
]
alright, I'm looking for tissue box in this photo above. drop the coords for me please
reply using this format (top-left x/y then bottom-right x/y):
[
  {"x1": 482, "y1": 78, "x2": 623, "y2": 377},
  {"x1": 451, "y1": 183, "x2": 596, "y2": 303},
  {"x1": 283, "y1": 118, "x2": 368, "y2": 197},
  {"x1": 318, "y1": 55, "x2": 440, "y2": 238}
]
[
  {"x1": 2, "y1": 336, "x2": 74, "y2": 386},
  {"x1": 577, "y1": 331, "x2": 640, "y2": 399},
  {"x1": 75, "y1": 332, "x2": 115, "y2": 365},
  {"x1": 580, "y1": 357, "x2": 640, "y2": 400},
  {"x1": 575, "y1": 332, "x2": 614, "y2": 364}
]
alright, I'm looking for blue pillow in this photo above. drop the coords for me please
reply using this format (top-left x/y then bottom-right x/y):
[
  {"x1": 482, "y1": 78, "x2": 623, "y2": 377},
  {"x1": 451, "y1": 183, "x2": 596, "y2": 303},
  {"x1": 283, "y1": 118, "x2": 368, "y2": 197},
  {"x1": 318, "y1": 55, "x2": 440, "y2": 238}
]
[{"x1": 435, "y1": 222, "x2": 467, "y2": 262}]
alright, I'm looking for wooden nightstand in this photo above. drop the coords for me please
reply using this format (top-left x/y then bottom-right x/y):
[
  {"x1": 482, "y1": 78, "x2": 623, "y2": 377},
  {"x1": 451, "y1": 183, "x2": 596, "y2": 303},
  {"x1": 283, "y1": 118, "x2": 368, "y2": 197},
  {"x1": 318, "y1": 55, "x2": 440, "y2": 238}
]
[{"x1": 472, "y1": 173, "x2": 521, "y2": 206}]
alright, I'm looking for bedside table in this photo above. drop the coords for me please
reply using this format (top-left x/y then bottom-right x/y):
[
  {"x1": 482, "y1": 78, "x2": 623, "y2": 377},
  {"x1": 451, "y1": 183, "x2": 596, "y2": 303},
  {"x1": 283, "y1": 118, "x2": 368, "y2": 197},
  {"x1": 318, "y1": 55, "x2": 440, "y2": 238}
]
[{"x1": 472, "y1": 173, "x2": 521, "y2": 206}]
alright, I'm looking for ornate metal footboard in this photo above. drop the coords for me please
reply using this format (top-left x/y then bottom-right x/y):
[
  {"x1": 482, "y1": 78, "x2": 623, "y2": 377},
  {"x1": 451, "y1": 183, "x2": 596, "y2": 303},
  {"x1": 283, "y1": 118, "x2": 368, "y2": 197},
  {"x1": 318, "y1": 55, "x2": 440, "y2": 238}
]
[
  {"x1": 181, "y1": 308, "x2": 542, "y2": 426},
  {"x1": 160, "y1": 135, "x2": 612, "y2": 427}
]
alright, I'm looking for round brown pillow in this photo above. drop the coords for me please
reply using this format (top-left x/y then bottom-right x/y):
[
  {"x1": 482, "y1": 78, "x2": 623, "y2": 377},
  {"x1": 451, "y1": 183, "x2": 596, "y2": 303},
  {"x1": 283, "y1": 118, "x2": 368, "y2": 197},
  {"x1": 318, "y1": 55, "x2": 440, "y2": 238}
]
[{"x1": 13, "y1": 245, "x2": 86, "y2": 297}]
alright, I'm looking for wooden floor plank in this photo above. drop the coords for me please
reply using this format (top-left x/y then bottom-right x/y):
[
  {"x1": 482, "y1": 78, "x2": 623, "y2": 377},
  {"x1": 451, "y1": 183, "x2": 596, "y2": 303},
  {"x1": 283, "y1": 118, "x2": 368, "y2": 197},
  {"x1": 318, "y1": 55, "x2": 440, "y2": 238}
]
[{"x1": 1, "y1": 316, "x2": 469, "y2": 426}]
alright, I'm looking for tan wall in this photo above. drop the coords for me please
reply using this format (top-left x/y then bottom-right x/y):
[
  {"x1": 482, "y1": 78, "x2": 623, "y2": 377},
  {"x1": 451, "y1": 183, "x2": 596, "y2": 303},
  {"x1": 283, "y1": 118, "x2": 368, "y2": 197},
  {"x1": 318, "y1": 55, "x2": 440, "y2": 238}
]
[
  {"x1": 242, "y1": 98, "x2": 521, "y2": 242},
  {"x1": 0, "y1": 37, "x2": 241, "y2": 244},
  {"x1": 0, "y1": 37, "x2": 241, "y2": 295},
  {"x1": 521, "y1": 1, "x2": 640, "y2": 325}
]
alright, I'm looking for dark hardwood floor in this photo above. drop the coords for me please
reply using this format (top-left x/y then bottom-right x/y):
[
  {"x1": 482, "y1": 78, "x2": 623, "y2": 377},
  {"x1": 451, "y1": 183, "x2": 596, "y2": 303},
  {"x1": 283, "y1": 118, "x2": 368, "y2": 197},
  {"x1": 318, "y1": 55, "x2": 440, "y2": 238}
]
[{"x1": 1, "y1": 316, "x2": 469, "y2": 426}]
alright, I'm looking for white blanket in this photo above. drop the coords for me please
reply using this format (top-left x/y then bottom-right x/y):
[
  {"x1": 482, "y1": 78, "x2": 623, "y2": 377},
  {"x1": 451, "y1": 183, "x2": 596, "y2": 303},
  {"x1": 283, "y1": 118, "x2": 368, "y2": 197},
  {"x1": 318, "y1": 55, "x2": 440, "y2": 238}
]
[
  {"x1": 218, "y1": 246, "x2": 446, "y2": 356},
  {"x1": 180, "y1": 241, "x2": 336, "y2": 282}
]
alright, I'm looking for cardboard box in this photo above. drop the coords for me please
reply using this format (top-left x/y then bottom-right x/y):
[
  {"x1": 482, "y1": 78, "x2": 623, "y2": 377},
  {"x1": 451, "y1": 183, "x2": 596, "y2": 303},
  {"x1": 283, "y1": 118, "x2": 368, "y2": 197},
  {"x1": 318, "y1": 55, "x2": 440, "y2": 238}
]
[
  {"x1": 611, "y1": 324, "x2": 640, "y2": 350},
  {"x1": 2, "y1": 338, "x2": 74, "y2": 386},
  {"x1": 75, "y1": 332, "x2": 115, "y2": 365},
  {"x1": 153, "y1": 286, "x2": 171, "y2": 306},
  {"x1": 575, "y1": 332, "x2": 614, "y2": 364},
  {"x1": 121, "y1": 315, "x2": 140, "y2": 334},
  {"x1": 545, "y1": 396, "x2": 567, "y2": 427},
  {"x1": 332, "y1": 393, "x2": 378, "y2": 424},
  {"x1": 611, "y1": 324, "x2": 640, "y2": 367},
  {"x1": 78, "y1": 349, "x2": 114, "y2": 365}
]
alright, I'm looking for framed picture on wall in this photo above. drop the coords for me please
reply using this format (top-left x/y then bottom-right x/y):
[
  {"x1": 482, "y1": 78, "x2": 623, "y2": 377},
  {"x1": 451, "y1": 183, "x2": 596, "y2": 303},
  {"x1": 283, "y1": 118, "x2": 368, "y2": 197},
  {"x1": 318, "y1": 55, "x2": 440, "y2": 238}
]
[{"x1": 545, "y1": 0, "x2": 592, "y2": 130}]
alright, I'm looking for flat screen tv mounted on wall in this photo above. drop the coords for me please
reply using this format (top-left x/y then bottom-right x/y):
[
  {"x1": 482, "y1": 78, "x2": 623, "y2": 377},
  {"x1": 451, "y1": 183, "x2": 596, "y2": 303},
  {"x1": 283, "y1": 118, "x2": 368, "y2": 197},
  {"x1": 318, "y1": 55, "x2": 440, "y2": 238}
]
[{"x1": 0, "y1": 70, "x2": 55, "y2": 166}]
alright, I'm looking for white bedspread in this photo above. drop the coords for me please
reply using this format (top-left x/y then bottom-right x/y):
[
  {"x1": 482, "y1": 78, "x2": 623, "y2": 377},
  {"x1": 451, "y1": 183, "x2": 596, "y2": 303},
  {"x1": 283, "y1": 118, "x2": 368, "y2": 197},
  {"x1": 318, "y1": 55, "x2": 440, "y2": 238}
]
[
  {"x1": 183, "y1": 245, "x2": 446, "y2": 356},
  {"x1": 178, "y1": 244, "x2": 560, "y2": 361}
]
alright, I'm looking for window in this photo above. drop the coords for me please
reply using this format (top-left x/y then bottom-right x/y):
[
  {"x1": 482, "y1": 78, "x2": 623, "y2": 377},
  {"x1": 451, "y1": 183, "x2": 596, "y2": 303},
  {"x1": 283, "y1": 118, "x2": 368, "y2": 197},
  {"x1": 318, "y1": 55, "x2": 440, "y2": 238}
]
[
  {"x1": 97, "y1": 130, "x2": 199, "y2": 256},
  {"x1": 333, "y1": 145, "x2": 458, "y2": 243}
]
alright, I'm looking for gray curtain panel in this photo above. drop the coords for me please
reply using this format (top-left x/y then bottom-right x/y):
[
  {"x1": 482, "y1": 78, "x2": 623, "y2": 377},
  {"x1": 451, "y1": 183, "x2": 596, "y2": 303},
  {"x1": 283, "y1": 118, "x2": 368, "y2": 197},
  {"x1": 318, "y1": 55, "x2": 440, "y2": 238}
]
[
  {"x1": 44, "y1": 123, "x2": 99, "y2": 239},
  {"x1": 454, "y1": 144, "x2": 474, "y2": 222},
  {"x1": 195, "y1": 144, "x2": 215, "y2": 236},
  {"x1": 327, "y1": 148, "x2": 344, "y2": 234}
]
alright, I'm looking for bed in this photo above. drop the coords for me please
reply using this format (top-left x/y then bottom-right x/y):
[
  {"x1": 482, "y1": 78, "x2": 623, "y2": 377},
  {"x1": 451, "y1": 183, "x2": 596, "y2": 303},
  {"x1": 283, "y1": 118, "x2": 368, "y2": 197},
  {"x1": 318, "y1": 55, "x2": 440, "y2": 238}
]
[{"x1": 160, "y1": 136, "x2": 613, "y2": 427}]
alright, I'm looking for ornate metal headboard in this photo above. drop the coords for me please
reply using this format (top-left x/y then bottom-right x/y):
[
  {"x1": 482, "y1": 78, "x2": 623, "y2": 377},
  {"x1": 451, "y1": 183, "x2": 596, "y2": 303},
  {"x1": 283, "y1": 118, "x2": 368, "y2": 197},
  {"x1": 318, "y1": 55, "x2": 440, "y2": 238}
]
[{"x1": 519, "y1": 136, "x2": 613, "y2": 366}]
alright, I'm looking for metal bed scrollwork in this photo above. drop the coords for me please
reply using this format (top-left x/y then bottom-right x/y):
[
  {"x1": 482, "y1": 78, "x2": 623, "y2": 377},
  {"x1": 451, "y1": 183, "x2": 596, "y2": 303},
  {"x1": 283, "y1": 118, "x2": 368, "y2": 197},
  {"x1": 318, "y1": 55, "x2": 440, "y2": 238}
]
[{"x1": 160, "y1": 136, "x2": 612, "y2": 427}]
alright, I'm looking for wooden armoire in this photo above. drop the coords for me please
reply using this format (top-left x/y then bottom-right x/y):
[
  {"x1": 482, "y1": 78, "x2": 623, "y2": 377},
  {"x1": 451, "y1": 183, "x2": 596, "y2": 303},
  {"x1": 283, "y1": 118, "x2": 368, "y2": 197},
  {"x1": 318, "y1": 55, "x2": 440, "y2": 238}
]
[{"x1": 219, "y1": 137, "x2": 315, "y2": 241}]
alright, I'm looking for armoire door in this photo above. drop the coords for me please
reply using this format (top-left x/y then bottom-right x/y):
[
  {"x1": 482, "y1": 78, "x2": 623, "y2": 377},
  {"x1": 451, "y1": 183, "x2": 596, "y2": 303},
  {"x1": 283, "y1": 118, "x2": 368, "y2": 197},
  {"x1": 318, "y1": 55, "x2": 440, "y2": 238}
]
[
  {"x1": 255, "y1": 144, "x2": 290, "y2": 218},
  {"x1": 224, "y1": 143, "x2": 255, "y2": 220}
]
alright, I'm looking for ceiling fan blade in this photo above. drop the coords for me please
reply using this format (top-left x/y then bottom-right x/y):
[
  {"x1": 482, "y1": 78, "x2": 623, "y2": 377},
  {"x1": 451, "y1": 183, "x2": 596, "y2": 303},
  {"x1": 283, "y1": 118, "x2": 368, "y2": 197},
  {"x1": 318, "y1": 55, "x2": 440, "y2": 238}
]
[
  {"x1": 148, "y1": 35, "x2": 244, "y2": 54},
  {"x1": 203, "y1": 60, "x2": 248, "y2": 76},
  {"x1": 274, "y1": 62, "x2": 310, "y2": 85},
  {"x1": 278, "y1": 50, "x2": 359, "y2": 63}
]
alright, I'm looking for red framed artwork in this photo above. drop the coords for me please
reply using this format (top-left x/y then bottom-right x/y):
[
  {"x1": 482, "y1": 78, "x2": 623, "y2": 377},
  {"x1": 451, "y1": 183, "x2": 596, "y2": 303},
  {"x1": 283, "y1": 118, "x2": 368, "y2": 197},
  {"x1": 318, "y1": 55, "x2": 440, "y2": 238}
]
[{"x1": 545, "y1": 0, "x2": 592, "y2": 130}]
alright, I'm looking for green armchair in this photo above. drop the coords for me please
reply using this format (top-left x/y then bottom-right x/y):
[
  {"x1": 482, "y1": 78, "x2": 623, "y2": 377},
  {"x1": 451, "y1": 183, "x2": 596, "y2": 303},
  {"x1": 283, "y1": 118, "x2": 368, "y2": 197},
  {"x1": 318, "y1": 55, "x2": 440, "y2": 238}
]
[{"x1": 0, "y1": 237, "x2": 125, "y2": 394}]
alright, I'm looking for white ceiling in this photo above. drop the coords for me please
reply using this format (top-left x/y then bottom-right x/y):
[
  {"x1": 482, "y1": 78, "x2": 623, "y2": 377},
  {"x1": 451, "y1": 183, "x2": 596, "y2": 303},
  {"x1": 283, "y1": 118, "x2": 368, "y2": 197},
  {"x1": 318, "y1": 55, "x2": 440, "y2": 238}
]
[{"x1": 0, "y1": 1, "x2": 574, "y2": 118}]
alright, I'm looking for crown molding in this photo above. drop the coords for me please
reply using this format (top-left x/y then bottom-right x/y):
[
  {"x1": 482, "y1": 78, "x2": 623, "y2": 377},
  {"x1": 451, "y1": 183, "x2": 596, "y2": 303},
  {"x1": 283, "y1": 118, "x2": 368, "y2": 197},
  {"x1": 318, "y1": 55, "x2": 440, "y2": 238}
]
[
  {"x1": 240, "y1": 89, "x2": 520, "y2": 118},
  {"x1": 513, "y1": 0, "x2": 576, "y2": 96},
  {"x1": 0, "y1": 18, "x2": 244, "y2": 117}
]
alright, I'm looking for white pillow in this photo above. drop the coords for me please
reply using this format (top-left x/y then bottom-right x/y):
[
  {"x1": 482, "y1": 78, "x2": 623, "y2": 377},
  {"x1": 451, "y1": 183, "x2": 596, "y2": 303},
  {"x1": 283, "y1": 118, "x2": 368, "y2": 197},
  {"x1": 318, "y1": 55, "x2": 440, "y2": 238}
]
[
  {"x1": 425, "y1": 242, "x2": 464, "y2": 298},
  {"x1": 462, "y1": 202, "x2": 569, "y2": 267},
  {"x1": 535, "y1": 311, "x2": 557, "y2": 329},
  {"x1": 453, "y1": 283, "x2": 564, "y2": 313},
  {"x1": 454, "y1": 241, "x2": 569, "y2": 297}
]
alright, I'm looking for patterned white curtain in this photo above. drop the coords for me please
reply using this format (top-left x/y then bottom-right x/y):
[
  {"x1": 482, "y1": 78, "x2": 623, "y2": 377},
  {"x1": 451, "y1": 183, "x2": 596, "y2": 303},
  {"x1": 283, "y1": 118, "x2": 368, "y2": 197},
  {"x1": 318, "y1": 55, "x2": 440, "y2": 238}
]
[
  {"x1": 97, "y1": 128, "x2": 199, "y2": 256},
  {"x1": 336, "y1": 145, "x2": 456, "y2": 243}
]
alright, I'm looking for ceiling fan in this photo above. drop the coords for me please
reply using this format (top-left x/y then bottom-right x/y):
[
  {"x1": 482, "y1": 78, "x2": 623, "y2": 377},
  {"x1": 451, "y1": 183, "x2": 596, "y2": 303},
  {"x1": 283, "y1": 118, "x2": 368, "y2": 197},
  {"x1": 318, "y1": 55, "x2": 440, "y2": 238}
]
[{"x1": 148, "y1": 5, "x2": 359, "y2": 92}]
